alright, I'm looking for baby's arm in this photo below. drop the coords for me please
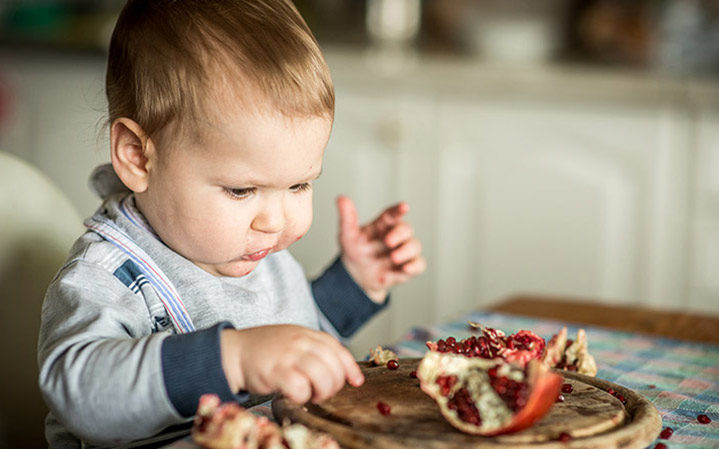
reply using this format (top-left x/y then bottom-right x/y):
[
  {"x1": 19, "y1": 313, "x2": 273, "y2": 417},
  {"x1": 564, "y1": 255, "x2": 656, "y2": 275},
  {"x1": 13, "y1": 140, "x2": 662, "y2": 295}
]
[
  {"x1": 39, "y1": 260, "x2": 235, "y2": 445},
  {"x1": 220, "y1": 325, "x2": 364, "y2": 404}
]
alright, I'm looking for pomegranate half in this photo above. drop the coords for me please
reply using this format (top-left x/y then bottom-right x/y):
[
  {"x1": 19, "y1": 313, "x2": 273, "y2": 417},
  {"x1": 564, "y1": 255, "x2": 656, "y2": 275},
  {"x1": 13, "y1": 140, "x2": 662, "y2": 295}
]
[{"x1": 417, "y1": 351, "x2": 562, "y2": 436}]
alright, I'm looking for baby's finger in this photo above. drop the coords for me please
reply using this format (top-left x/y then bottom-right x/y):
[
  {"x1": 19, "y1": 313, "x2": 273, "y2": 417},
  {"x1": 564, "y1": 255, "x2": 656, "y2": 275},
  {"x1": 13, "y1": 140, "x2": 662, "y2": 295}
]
[
  {"x1": 332, "y1": 341, "x2": 364, "y2": 388},
  {"x1": 314, "y1": 332, "x2": 364, "y2": 388},
  {"x1": 384, "y1": 222, "x2": 414, "y2": 249},
  {"x1": 277, "y1": 367, "x2": 313, "y2": 404},
  {"x1": 400, "y1": 256, "x2": 427, "y2": 276},
  {"x1": 369, "y1": 202, "x2": 409, "y2": 238},
  {"x1": 297, "y1": 353, "x2": 340, "y2": 403},
  {"x1": 389, "y1": 238, "x2": 423, "y2": 266}
]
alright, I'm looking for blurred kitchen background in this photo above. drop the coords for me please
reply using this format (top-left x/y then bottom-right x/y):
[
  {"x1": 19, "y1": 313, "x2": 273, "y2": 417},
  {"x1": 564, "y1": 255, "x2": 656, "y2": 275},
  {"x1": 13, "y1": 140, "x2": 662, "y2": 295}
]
[{"x1": 0, "y1": 1, "x2": 718, "y2": 446}]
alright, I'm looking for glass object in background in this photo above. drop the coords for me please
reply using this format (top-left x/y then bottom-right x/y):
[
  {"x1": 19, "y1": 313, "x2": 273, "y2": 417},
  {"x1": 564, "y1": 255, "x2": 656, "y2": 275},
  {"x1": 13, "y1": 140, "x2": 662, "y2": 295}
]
[
  {"x1": 656, "y1": 0, "x2": 719, "y2": 75},
  {"x1": 366, "y1": 0, "x2": 421, "y2": 48},
  {"x1": 423, "y1": 0, "x2": 569, "y2": 65}
]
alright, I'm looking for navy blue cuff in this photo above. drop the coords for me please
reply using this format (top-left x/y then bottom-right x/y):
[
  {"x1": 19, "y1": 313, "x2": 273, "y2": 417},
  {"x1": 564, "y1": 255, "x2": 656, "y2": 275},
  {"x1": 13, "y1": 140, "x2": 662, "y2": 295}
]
[
  {"x1": 161, "y1": 322, "x2": 249, "y2": 417},
  {"x1": 312, "y1": 257, "x2": 389, "y2": 338}
]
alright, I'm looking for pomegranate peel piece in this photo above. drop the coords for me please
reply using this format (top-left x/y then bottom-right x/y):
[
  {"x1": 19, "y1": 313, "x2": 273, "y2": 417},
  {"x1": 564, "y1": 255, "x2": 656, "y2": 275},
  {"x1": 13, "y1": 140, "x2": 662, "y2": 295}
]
[
  {"x1": 369, "y1": 345, "x2": 398, "y2": 366},
  {"x1": 417, "y1": 352, "x2": 562, "y2": 436},
  {"x1": 543, "y1": 327, "x2": 598, "y2": 376}
]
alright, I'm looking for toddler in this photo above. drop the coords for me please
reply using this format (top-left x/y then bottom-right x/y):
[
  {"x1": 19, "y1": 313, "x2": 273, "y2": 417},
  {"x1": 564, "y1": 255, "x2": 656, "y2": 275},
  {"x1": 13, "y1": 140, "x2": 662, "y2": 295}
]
[{"x1": 37, "y1": 1, "x2": 425, "y2": 448}]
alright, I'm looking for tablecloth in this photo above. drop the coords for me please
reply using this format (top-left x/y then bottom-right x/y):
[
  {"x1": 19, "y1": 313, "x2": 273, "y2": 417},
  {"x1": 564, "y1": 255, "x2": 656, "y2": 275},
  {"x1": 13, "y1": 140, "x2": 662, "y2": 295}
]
[{"x1": 165, "y1": 311, "x2": 719, "y2": 449}]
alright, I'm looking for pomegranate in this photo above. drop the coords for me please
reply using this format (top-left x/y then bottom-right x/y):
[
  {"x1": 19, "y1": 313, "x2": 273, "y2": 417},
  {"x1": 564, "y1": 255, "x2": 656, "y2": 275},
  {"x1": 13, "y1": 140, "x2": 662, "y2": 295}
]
[
  {"x1": 387, "y1": 359, "x2": 400, "y2": 370},
  {"x1": 659, "y1": 427, "x2": 673, "y2": 439},
  {"x1": 426, "y1": 324, "x2": 546, "y2": 367},
  {"x1": 426, "y1": 324, "x2": 597, "y2": 376},
  {"x1": 542, "y1": 327, "x2": 597, "y2": 376},
  {"x1": 192, "y1": 394, "x2": 339, "y2": 449},
  {"x1": 698, "y1": 414, "x2": 712, "y2": 424},
  {"x1": 369, "y1": 345, "x2": 398, "y2": 366},
  {"x1": 377, "y1": 401, "x2": 391, "y2": 416},
  {"x1": 417, "y1": 351, "x2": 562, "y2": 436}
]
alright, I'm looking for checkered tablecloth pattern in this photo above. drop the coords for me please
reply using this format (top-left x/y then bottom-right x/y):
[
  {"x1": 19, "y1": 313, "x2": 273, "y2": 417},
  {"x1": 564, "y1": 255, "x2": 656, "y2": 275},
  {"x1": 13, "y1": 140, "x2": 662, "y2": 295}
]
[{"x1": 389, "y1": 311, "x2": 719, "y2": 449}]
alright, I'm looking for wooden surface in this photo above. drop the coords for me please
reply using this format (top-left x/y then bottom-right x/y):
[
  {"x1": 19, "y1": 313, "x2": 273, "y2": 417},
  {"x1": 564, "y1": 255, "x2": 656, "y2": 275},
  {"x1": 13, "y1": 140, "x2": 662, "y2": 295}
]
[
  {"x1": 273, "y1": 359, "x2": 661, "y2": 449},
  {"x1": 489, "y1": 295, "x2": 719, "y2": 345}
]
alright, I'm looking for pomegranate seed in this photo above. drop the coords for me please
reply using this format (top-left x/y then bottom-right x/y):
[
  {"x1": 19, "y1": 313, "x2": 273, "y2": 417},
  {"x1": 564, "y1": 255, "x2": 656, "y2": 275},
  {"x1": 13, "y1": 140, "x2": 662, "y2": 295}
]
[
  {"x1": 446, "y1": 336, "x2": 456, "y2": 345},
  {"x1": 659, "y1": 427, "x2": 673, "y2": 439},
  {"x1": 607, "y1": 388, "x2": 615, "y2": 396},
  {"x1": 409, "y1": 370, "x2": 417, "y2": 378},
  {"x1": 616, "y1": 394, "x2": 626, "y2": 404},
  {"x1": 377, "y1": 401, "x2": 391, "y2": 416},
  {"x1": 654, "y1": 443, "x2": 667, "y2": 449},
  {"x1": 557, "y1": 432, "x2": 572, "y2": 442},
  {"x1": 698, "y1": 414, "x2": 711, "y2": 424},
  {"x1": 561, "y1": 383, "x2": 573, "y2": 394},
  {"x1": 556, "y1": 394, "x2": 565, "y2": 402},
  {"x1": 387, "y1": 359, "x2": 399, "y2": 370}
]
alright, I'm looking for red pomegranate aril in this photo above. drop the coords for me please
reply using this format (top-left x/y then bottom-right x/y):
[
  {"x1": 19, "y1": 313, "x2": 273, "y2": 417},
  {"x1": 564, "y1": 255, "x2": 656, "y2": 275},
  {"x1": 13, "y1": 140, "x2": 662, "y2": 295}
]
[
  {"x1": 616, "y1": 394, "x2": 626, "y2": 404},
  {"x1": 437, "y1": 375, "x2": 457, "y2": 396},
  {"x1": 561, "y1": 383, "x2": 573, "y2": 394},
  {"x1": 377, "y1": 401, "x2": 391, "y2": 416},
  {"x1": 697, "y1": 414, "x2": 711, "y2": 424},
  {"x1": 654, "y1": 443, "x2": 667, "y2": 449},
  {"x1": 409, "y1": 370, "x2": 417, "y2": 378},
  {"x1": 557, "y1": 432, "x2": 572, "y2": 442},
  {"x1": 447, "y1": 388, "x2": 482, "y2": 426},
  {"x1": 659, "y1": 427, "x2": 673, "y2": 439},
  {"x1": 387, "y1": 359, "x2": 399, "y2": 370},
  {"x1": 606, "y1": 388, "x2": 615, "y2": 396},
  {"x1": 556, "y1": 394, "x2": 565, "y2": 403}
]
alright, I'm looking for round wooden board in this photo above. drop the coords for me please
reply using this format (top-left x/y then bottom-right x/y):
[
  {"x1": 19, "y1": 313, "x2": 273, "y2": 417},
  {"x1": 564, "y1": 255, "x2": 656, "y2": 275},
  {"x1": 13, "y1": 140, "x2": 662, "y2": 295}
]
[{"x1": 273, "y1": 358, "x2": 661, "y2": 449}]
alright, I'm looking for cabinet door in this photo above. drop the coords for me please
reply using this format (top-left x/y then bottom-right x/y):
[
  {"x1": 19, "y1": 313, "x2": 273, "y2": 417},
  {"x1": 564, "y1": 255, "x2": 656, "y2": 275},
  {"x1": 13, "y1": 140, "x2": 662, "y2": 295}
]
[
  {"x1": 290, "y1": 86, "x2": 438, "y2": 356},
  {"x1": 691, "y1": 108, "x2": 719, "y2": 313},
  {"x1": 434, "y1": 98, "x2": 691, "y2": 320}
]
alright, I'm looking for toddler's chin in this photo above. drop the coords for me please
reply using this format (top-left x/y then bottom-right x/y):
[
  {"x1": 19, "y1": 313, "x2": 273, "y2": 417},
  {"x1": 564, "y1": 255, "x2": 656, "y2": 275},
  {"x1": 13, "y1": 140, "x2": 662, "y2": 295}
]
[{"x1": 195, "y1": 260, "x2": 258, "y2": 278}]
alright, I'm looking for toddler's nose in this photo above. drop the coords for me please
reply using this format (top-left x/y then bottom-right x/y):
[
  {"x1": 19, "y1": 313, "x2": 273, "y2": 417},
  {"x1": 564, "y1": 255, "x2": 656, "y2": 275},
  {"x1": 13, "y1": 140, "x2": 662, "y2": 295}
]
[{"x1": 251, "y1": 200, "x2": 285, "y2": 234}]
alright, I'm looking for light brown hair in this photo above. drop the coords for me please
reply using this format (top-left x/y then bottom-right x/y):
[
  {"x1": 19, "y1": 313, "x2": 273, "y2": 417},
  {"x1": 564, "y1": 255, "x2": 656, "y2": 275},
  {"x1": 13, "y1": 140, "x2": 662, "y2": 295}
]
[{"x1": 106, "y1": 0, "x2": 334, "y2": 146}]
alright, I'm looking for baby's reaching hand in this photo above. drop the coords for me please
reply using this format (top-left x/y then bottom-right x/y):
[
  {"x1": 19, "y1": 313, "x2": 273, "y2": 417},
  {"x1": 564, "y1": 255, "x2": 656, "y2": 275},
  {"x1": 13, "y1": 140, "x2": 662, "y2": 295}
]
[
  {"x1": 220, "y1": 325, "x2": 364, "y2": 404},
  {"x1": 337, "y1": 195, "x2": 426, "y2": 304}
]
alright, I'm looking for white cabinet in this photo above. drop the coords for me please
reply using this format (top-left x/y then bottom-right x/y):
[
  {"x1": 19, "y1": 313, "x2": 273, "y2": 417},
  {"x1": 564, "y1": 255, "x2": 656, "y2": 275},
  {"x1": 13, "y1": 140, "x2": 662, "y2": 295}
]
[
  {"x1": 691, "y1": 108, "x2": 719, "y2": 312},
  {"x1": 434, "y1": 98, "x2": 692, "y2": 316}
]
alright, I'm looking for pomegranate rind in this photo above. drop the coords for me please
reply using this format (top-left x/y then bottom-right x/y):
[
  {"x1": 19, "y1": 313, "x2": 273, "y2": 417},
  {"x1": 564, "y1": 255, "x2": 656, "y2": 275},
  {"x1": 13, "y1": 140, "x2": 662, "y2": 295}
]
[
  {"x1": 543, "y1": 327, "x2": 598, "y2": 376},
  {"x1": 417, "y1": 352, "x2": 562, "y2": 436},
  {"x1": 489, "y1": 361, "x2": 563, "y2": 436}
]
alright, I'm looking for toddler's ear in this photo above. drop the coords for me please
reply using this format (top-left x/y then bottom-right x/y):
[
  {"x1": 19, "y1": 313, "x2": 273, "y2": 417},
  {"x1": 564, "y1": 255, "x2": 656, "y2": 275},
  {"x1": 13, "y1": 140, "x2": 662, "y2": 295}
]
[{"x1": 110, "y1": 118, "x2": 153, "y2": 193}]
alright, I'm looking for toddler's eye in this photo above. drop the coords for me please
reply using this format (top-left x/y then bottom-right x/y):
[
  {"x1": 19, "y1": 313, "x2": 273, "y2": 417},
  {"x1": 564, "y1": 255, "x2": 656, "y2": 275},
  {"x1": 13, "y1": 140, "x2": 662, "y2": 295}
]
[
  {"x1": 224, "y1": 187, "x2": 255, "y2": 199},
  {"x1": 289, "y1": 182, "x2": 312, "y2": 193}
]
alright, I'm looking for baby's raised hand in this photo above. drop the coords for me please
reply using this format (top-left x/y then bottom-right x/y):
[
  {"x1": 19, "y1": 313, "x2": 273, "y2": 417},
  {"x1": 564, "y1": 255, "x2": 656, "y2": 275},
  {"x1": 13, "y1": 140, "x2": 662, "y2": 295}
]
[
  {"x1": 221, "y1": 325, "x2": 363, "y2": 404},
  {"x1": 337, "y1": 195, "x2": 426, "y2": 304}
]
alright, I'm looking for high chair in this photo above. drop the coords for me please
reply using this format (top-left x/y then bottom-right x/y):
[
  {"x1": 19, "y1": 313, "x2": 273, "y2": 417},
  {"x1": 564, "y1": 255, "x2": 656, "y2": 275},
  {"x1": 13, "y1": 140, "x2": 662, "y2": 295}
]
[{"x1": 0, "y1": 151, "x2": 82, "y2": 449}]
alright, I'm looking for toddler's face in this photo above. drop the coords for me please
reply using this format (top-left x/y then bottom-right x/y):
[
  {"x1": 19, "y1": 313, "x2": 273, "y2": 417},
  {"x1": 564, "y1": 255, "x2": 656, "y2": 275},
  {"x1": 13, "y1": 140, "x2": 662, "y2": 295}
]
[{"x1": 136, "y1": 109, "x2": 332, "y2": 277}]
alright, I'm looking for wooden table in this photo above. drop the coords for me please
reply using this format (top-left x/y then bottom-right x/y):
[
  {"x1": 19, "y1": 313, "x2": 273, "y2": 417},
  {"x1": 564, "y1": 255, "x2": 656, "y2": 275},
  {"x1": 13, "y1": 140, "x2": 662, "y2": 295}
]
[{"x1": 489, "y1": 295, "x2": 719, "y2": 345}]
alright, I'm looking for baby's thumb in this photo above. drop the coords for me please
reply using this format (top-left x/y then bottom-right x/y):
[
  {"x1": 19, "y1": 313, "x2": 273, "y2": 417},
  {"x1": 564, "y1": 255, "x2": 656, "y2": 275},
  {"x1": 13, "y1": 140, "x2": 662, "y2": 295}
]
[{"x1": 336, "y1": 195, "x2": 360, "y2": 242}]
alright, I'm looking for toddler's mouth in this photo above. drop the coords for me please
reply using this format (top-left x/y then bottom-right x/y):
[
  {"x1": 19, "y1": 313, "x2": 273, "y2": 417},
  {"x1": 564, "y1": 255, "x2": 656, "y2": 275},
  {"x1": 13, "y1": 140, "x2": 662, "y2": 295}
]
[{"x1": 243, "y1": 248, "x2": 271, "y2": 262}]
